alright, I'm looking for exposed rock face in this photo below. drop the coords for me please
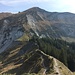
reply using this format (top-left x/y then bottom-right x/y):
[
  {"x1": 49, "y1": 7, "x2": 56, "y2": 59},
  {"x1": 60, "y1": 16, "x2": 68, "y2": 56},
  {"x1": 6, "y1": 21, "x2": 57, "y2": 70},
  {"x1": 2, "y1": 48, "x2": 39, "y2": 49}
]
[
  {"x1": 0, "y1": 19, "x2": 24, "y2": 53},
  {"x1": 0, "y1": 7, "x2": 75, "y2": 52}
]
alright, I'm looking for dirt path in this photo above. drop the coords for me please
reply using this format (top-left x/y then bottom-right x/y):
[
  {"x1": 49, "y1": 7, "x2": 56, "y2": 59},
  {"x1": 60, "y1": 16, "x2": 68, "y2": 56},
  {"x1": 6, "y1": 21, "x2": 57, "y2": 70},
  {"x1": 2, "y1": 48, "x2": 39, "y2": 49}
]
[
  {"x1": 40, "y1": 56, "x2": 46, "y2": 75},
  {"x1": 54, "y1": 58, "x2": 61, "y2": 75}
]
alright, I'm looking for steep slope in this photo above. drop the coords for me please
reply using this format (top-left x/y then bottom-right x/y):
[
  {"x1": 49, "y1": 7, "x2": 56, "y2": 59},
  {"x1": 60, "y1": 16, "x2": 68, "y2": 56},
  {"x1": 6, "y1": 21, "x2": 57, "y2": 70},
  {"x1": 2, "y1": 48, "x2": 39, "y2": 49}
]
[
  {"x1": 0, "y1": 13, "x2": 12, "y2": 20},
  {"x1": 0, "y1": 7, "x2": 75, "y2": 53},
  {"x1": 0, "y1": 41, "x2": 74, "y2": 75}
]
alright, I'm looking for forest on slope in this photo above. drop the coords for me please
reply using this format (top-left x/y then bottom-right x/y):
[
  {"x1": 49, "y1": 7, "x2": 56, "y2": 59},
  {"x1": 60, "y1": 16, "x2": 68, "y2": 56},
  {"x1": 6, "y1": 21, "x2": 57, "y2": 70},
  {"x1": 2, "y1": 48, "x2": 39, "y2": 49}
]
[
  {"x1": 0, "y1": 36, "x2": 75, "y2": 75},
  {"x1": 30, "y1": 36, "x2": 75, "y2": 72}
]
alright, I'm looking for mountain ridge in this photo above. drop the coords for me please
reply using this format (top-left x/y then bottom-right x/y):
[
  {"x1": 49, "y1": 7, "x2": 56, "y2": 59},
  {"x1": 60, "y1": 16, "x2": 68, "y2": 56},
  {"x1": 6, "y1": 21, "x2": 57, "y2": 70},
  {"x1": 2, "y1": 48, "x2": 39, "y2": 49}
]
[
  {"x1": 0, "y1": 7, "x2": 75, "y2": 53},
  {"x1": 0, "y1": 12, "x2": 12, "y2": 20},
  {"x1": 0, "y1": 40, "x2": 74, "y2": 75}
]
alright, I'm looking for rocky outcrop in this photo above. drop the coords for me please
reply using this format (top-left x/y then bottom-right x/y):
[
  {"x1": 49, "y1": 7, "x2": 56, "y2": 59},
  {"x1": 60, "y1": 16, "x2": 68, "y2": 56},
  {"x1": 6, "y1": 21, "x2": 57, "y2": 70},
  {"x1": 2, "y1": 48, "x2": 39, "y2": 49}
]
[{"x1": 0, "y1": 7, "x2": 75, "y2": 52}]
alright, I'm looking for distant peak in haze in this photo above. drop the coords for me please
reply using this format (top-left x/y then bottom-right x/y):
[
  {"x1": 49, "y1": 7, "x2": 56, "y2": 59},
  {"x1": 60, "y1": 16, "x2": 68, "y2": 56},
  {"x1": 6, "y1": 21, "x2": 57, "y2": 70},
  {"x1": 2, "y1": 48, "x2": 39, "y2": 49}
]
[
  {"x1": 21, "y1": 7, "x2": 75, "y2": 15},
  {"x1": 24, "y1": 7, "x2": 47, "y2": 13},
  {"x1": 29, "y1": 7, "x2": 43, "y2": 10}
]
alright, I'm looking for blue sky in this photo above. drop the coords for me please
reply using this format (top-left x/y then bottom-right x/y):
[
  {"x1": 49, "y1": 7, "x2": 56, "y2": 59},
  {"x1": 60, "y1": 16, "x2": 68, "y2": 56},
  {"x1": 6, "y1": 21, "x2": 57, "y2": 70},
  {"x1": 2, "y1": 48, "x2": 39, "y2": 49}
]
[{"x1": 0, "y1": 0, "x2": 75, "y2": 13}]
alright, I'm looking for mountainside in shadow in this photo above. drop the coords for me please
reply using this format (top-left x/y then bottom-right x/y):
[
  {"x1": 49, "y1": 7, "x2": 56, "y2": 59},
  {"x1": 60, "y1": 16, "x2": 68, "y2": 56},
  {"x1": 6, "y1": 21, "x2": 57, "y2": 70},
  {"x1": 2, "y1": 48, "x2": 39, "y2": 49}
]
[{"x1": 0, "y1": 40, "x2": 74, "y2": 75}]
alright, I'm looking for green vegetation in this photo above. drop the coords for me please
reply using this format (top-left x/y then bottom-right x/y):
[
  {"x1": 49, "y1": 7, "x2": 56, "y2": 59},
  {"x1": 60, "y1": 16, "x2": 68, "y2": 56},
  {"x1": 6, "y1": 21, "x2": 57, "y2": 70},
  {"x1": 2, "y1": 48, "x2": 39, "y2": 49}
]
[
  {"x1": 17, "y1": 34, "x2": 29, "y2": 42},
  {"x1": 30, "y1": 37, "x2": 75, "y2": 72},
  {"x1": 0, "y1": 36, "x2": 75, "y2": 75}
]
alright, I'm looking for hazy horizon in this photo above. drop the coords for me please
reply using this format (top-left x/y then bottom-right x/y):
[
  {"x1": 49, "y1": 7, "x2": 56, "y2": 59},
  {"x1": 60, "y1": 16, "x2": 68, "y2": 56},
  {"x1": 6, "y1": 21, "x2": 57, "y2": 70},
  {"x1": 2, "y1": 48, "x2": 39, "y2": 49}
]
[{"x1": 0, "y1": 0, "x2": 75, "y2": 14}]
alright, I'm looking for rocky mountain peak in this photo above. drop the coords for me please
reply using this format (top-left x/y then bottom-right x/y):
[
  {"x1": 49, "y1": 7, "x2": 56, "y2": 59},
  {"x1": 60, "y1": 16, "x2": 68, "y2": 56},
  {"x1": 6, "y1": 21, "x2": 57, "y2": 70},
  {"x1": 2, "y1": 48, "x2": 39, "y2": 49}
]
[
  {"x1": 24, "y1": 7, "x2": 47, "y2": 13},
  {"x1": 0, "y1": 7, "x2": 75, "y2": 75},
  {"x1": 0, "y1": 7, "x2": 75, "y2": 53}
]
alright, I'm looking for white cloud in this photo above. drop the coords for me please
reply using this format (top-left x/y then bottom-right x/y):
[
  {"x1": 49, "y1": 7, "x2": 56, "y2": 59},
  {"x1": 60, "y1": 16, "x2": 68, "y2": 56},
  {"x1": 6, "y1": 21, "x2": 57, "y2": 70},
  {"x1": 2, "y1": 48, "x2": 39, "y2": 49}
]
[
  {"x1": 0, "y1": 0, "x2": 75, "y2": 13},
  {"x1": 0, "y1": 0, "x2": 49, "y2": 6},
  {"x1": 46, "y1": 0, "x2": 75, "y2": 13},
  {"x1": 1, "y1": 0, "x2": 75, "y2": 7}
]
